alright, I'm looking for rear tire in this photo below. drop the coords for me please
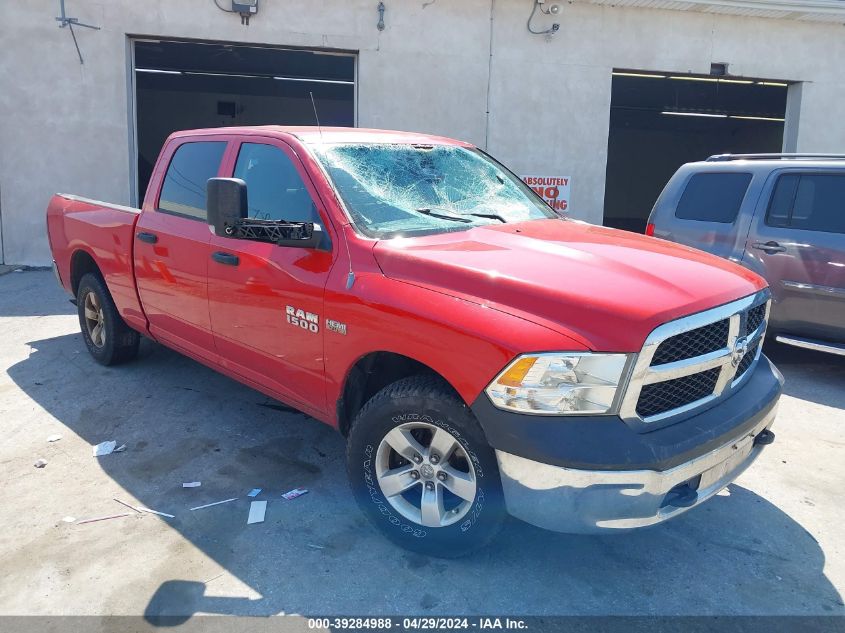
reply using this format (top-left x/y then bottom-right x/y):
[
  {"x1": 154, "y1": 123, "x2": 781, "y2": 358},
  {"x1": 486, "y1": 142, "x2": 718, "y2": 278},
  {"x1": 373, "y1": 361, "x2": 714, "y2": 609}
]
[
  {"x1": 77, "y1": 273, "x2": 140, "y2": 366},
  {"x1": 346, "y1": 375, "x2": 506, "y2": 558}
]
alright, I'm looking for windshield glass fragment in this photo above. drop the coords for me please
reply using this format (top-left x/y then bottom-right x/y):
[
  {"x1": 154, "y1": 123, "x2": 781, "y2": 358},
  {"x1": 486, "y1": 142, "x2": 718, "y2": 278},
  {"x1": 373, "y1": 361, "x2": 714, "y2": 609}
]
[{"x1": 313, "y1": 143, "x2": 557, "y2": 238}]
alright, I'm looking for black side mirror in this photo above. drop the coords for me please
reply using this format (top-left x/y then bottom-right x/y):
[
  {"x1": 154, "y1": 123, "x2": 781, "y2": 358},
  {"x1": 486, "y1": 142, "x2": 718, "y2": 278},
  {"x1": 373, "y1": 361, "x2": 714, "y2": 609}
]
[{"x1": 207, "y1": 178, "x2": 247, "y2": 238}]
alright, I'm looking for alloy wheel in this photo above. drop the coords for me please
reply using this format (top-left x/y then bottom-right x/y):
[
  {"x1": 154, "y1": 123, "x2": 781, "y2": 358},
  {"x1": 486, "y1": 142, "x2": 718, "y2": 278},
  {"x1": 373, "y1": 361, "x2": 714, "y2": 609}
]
[
  {"x1": 375, "y1": 421, "x2": 477, "y2": 528},
  {"x1": 83, "y1": 291, "x2": 106, "y2": 348}
]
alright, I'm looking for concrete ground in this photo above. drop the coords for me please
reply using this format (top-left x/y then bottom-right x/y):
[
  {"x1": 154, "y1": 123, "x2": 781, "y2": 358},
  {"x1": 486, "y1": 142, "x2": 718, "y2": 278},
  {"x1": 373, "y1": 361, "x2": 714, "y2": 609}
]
[{"x1": 0, "y1": 270, "x2": 843, "y2": 617}]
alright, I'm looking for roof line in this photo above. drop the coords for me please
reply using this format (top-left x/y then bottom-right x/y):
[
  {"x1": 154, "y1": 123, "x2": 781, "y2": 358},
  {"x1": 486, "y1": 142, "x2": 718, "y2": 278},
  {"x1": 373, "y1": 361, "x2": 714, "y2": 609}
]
[
  {"x1": 687, "y1": 0, "x2": 845, "y2": 14},
  {"x1": 581, "y1": 0, "x2": 845, "y2": 20}
]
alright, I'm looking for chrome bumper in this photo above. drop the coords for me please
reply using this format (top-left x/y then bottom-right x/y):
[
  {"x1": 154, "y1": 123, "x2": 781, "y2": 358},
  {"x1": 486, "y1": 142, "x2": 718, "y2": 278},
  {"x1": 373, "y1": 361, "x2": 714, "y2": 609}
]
[{"x1": 495, "y1": 406, "x2": 776, "y2": 533}]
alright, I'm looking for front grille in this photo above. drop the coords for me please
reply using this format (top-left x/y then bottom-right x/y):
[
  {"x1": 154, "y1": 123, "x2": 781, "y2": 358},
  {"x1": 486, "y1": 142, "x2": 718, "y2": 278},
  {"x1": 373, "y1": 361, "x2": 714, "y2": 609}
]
[
  {"x1": 734, "y1": 340, "x2": 759, "y2": 380},
  {"x1": 652, "y1": 319, "x2": 730, "y2": 365},
  {"x1": 746, "y1": 304, "x2": 766, "y2": 335},
  {"x1": 623, "y1": 291, "x2": 771, "y2": 423},
  {"x1": 636, "y1": 368, "x2": 721, "y2": 418}
]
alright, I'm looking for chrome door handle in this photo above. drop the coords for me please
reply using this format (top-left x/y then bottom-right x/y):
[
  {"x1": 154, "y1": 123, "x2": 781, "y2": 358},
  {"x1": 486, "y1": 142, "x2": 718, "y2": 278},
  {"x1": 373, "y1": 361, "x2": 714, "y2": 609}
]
[{"x1": 752, "y1": 241, "x2": 786, "y2": 254}]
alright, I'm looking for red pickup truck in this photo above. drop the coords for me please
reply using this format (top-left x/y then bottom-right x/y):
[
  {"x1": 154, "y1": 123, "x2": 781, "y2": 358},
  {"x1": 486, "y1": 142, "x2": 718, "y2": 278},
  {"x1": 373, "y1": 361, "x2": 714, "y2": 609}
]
[{"x1": 47, "y1": 126, "x2": 782, "y2": 557}]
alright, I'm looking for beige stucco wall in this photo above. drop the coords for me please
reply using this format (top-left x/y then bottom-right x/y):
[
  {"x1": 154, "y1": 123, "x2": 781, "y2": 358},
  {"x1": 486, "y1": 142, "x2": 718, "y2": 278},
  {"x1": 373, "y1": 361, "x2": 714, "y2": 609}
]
[{"x1": 1, "y1": 0, "x2": 843, "y2": 265}]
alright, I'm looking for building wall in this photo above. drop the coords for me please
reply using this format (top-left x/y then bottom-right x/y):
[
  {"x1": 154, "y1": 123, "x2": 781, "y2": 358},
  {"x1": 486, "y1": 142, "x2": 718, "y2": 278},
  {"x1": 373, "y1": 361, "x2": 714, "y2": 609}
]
[{"x1": 1, "y1": 0, "x2": 844, "y2": 265}]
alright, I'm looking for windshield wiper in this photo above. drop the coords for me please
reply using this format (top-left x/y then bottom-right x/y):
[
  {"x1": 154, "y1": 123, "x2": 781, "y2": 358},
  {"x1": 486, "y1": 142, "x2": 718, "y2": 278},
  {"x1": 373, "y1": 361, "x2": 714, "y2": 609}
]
[
  {"x1": 414, "y1": 207, "x2": 472, "y2": 223},
  {"x1": 460, "y1": 212, "x2": 507, "y2": 223}
]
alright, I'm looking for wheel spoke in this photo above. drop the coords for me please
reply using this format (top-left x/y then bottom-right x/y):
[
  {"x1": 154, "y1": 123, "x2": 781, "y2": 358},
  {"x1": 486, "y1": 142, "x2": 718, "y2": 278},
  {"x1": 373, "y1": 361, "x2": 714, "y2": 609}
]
[
  {"x1": 89, "y1": 293, "x2": 99, "y2": 310},
  {"x1": 84, "y1": 307, "x2": 98, "y2": 321},
  {"x1": 428, "y1": 427, "x2": 458, "y2": 461},
  {"x1": 383, "y1": 427, "x2": 426, "y2": 461},
  {"x1": 440, "y1": 465, "x2": 476, "y2": 502},
  {"x1": 420, "y1": 483, "x2": 445, "y2": 527},
  {"x1": 92, "y1": 323, "x2": 104, "y2": 346},
  {"x1": 378, "y1": 465, "x2": 418, "y2": 497}
]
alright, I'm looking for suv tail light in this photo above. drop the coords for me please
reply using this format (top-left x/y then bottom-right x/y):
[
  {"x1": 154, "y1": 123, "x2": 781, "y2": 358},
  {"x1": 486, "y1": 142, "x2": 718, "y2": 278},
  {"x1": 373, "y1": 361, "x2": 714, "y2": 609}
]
[{"x1": 645, "y1": 223, "x2": 655, "y2": 236}]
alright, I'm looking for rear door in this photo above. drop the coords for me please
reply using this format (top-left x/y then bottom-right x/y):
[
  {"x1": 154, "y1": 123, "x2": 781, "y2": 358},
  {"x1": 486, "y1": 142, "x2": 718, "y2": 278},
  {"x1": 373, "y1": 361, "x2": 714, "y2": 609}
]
[
  {"x1": 134, "y1": 138, "x2": 229, "y2": 361},
  {"x1": 650, "y1": 170, "x2": 755, "y2": 262},
  {"x1": 206, "y1": 137, "x2": 337, "y2": 414},
  {"x1": 743, "y1": 170, "x2": 845, "y2": 343}
]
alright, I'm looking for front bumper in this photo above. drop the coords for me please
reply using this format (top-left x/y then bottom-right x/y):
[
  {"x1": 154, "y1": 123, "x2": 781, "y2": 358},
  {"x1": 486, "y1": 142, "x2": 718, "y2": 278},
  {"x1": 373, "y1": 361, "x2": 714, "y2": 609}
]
[
  {"x1": 473, "y1": 355, "x2": 783, "y2": 533},
  {"x1": 496, "y1": 407, "x2": 775, "y2": 533}
]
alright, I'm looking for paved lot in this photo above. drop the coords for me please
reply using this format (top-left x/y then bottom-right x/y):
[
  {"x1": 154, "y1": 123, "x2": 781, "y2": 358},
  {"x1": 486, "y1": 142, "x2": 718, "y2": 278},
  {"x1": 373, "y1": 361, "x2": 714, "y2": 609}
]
[{"x1": 0, "y1": 270, "x2": 843, "y2": 617}]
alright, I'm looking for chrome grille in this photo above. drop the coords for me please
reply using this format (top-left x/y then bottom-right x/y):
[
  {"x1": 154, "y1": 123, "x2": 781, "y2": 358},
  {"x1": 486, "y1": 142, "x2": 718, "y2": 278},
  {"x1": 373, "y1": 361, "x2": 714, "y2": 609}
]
[
  {"x1": 746, "y1": 304, "x2": 766, "y2": 335},
  {"x1": 621, "y1": 290, "x2": 771, "y2": 427},
  {"x1": 636, "y1": 368, "x2": 721, "y2": 418},
  {"x1": 734, "y1": 340, "x2": 760, "y2": 381},
  {"x1": 652, "y1": 319, "x2": 729, "y2": 365}
]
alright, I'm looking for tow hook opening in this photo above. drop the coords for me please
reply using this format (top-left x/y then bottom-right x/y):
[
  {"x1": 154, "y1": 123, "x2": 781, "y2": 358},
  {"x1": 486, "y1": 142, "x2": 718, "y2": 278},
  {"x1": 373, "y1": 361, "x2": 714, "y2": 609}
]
[
  {"x1": 753, "y1": 429, "x2": 775, "y2": 446},
  {"x1": 662, "y1": 476, "x2": 701, "y2": 509}
]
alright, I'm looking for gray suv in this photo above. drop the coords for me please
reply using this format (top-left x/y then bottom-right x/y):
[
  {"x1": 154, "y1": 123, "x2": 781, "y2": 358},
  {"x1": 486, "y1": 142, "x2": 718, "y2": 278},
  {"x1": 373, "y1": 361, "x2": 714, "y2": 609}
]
[{"x1": 647, "y1": 153, "x2": 845, "y2": 356}]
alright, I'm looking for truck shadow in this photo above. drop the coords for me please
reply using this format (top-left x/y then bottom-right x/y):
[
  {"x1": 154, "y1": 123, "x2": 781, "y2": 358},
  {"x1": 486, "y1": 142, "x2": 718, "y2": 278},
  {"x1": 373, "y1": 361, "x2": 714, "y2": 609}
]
[{"x1": 7, "y1": 332, "x2": 844, "y2": 618}]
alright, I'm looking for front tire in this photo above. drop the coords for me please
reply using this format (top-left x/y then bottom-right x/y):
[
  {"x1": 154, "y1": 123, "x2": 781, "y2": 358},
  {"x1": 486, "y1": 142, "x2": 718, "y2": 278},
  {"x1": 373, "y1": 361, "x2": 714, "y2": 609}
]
[
  {"x1": 346, "y1": 375, "x2": 506, "y2": 557},
  {"x1": 77, "y1": 273, "x2": 140, "y2": 366}
]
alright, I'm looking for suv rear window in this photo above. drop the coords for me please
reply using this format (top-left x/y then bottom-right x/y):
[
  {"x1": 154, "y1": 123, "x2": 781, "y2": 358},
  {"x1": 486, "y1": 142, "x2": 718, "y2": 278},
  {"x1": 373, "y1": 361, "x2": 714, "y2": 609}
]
[
  {"x1": 766, "y1": 173, "x2": 845, "y2": 234},
  {"x1": 675, "y1": 172, "x2": 752, "y2": 223}
]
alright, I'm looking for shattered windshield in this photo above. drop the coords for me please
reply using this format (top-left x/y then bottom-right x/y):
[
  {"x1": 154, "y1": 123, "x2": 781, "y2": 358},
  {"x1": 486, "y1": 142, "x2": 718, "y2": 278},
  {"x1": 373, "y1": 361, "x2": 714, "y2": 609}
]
[{"x1": 312, "y1": 143, "x2": 557, "y2": 238}]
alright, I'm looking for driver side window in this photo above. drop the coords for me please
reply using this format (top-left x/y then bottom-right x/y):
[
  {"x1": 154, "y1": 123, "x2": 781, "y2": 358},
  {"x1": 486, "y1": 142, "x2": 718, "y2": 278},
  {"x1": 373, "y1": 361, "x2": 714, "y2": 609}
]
[{"x1": 234, "y1": 143, "x2": 320, "y2": 224}]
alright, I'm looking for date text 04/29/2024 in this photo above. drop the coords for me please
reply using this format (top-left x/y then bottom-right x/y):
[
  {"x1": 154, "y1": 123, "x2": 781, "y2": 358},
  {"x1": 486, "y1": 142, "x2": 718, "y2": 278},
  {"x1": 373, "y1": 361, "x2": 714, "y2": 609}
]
[{"x1": 306, "y1": 618, "x2": 528, "y2": 630}]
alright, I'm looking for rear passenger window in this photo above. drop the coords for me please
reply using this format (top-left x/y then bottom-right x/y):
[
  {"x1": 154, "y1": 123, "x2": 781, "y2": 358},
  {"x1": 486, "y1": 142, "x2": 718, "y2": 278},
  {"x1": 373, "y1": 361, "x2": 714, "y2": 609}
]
[
  {"x1": 158, "y1": 141, "x2": 227, "y2": 220},
  {"x1": 766, "y1": 174, "x2": 799, "y2": 227},
  {"x1": 234, "y1": 143, "x2": 319, "y2": 224},
  {"x1": 675, "y1": 173, "x2": 752, "y2": 223},
  {"x1": 766, "y1": 173, "x2": 845, "y2": 234}
]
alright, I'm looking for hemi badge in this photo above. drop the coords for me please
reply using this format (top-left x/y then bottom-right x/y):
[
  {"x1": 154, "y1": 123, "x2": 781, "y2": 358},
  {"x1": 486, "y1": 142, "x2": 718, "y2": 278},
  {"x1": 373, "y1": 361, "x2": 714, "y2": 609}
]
[{"x1": 326, "y1": 319, "x2": 347, "y2": 335}]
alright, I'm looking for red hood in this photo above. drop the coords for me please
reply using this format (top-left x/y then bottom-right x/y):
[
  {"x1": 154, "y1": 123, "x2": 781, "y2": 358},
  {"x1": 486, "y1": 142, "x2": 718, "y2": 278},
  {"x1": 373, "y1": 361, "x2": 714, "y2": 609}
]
[{"x1": 372, "y1": 219, "x2": 767, "y2": 352}]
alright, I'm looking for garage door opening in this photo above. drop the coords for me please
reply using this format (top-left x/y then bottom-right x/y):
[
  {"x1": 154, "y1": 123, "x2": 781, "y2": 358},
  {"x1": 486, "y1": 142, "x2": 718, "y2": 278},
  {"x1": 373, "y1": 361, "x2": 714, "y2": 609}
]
[
  {"x1": 603, "y1": 70, "x2": 788, "y2": 233},
  {"x1": 131, "y1": 39, "x2": 356, "y2": 204}
]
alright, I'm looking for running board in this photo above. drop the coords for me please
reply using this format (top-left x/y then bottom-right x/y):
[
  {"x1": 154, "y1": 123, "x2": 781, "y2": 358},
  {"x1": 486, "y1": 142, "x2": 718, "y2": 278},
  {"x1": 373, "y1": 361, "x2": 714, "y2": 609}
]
[{"x1": 776, "y1": 335, "x2": 845, "y2": 357}]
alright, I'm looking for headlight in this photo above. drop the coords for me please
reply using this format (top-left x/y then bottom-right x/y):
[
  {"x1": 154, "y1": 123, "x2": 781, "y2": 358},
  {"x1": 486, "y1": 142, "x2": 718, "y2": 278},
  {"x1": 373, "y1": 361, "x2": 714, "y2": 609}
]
[{"x1": 485, "y1": 353, "x2": 629, "y2": 415}]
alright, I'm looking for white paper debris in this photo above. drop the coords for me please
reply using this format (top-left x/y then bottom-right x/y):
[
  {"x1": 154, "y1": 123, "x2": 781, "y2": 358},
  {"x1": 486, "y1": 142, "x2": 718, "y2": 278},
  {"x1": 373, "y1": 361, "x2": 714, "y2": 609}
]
[
  {"x1": 34, "y1": 459, "x2": 48, "y2": 468},
  {"x1": 47, "y1": 434, "x2": 62, "y2": 443},
  {"x1": 62, "y1": 516, "x2": 76, "y2": 523},
  {"x1": 247, "y1": 488, "x2": 262, "y2": 498},
  {"x1": 247, "y1": 501, "x2": 267, "y2": 525},
  {"x1": 93, "y1": 441, "x2": 117, "y2": 457},
  {"x1": 282, "y1": 488, "x2": 309, "y2": 501},
  {"x1": 190, "y1": 498, "x2": 237, "y2": 511},
  {"x1": 182, "y1": 482, "x2": 201, "y2": 488},
  {"x1": 114, "y1": 444, "x2": 127, "y2": 453}
]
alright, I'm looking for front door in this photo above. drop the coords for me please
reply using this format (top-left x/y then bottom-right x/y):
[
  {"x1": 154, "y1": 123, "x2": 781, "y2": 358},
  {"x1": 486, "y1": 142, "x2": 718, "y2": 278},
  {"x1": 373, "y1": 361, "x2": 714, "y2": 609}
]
[
  {"x1": 743, "y1": 169, "x2": 845, "y2": 343},
  {"x1": 134, "y1": 138, "x2": 229, "y2": 361},
  {"x1": 207, "y1": 139, "x2": 337, "y2": 413}
]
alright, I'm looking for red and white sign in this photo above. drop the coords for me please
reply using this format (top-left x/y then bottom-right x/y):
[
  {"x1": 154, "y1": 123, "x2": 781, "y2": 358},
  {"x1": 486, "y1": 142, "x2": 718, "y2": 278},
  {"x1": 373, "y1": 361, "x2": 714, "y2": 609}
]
[{"x1": 522, "y1": 175, "x2": 571, "y2": 213}]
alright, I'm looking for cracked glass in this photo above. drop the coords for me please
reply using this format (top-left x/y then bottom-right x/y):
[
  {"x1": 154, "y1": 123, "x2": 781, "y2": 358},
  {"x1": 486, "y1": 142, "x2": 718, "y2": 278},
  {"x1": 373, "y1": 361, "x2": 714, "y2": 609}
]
[{"x1": 313, "y1": 144, "x2": 557, "y2": 238}]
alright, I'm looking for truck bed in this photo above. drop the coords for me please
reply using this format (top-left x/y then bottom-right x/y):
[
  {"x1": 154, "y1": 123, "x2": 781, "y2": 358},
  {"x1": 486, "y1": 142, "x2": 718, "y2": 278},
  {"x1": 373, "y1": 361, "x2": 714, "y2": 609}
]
[{"x1": 46, "y1": 194, "x2": 148, "y2": 334}]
